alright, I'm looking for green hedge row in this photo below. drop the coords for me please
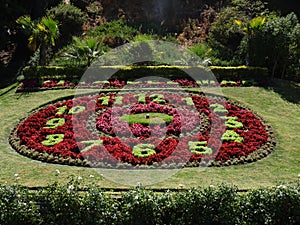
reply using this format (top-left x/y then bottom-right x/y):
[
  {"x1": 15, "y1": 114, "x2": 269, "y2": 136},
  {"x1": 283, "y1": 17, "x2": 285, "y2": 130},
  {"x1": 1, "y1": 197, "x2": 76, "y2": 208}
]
[
  {"x1": 22, "y1": 66, "x2": 87, "y2": 80},
  {"x1": 22, "y1": 65, "x2": 269, "y2": 82},
  {"x1": 1, "y1": 182, "x2": 300, "y2": 225}
]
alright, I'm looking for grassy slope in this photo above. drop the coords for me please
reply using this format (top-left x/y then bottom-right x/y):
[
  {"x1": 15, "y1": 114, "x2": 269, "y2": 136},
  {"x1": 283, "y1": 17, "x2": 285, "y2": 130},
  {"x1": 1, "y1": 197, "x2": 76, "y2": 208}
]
[{"x1": 0, "y1": 82, "x2": 299, "y2": 189}]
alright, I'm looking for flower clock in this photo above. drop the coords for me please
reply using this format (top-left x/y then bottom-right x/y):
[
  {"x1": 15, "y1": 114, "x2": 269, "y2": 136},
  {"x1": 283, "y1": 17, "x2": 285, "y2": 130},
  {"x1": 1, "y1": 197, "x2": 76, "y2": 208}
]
[{"x1": 10, "y1": 90, "x2": 276, "y2": 168}]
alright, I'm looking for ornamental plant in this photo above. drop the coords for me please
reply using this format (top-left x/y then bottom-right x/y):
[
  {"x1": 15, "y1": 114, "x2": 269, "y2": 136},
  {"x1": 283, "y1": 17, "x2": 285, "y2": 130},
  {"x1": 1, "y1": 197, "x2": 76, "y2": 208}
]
[
  {"x1": 16, "y1": 15, "x2": 59, "y2": 66},
  {"x1": 1, "y1": 182, "x2": 300, "y2": 225},
  {"x1": 10, "y1": 90, "x2": 275, "y2": 168}
]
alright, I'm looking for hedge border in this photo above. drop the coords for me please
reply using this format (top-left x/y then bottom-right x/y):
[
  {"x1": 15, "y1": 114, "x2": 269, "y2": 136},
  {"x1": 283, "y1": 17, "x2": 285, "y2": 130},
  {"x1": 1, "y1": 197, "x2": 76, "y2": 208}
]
[
  {"x1": 22, "y1": 65, "x2": 269, "y2": 81},
  {"x1": 1, "y1": 183, "x2": 300, "y2": 225}
]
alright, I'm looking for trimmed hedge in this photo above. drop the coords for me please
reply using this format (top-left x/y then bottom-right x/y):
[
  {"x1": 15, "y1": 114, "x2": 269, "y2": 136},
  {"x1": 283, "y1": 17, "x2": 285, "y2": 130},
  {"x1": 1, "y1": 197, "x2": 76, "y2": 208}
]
[
  {"x1": 22, "y1": 65, "x2": 269, "y2": 82},
  {"x1": 210, "y1": 65, "x2": 269, "y2": 80},
  {"x1": 22, "y1": 66, "x2": 87, "y2": 80},
  {"x1": 1, "y1": 182, "x2": 300, "y2": 225}
]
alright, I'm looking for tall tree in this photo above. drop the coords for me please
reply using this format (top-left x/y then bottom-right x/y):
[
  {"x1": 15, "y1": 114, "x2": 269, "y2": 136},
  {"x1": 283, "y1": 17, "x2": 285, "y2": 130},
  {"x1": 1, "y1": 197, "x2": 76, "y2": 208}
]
[{"x1": 16, "y1": 15, "x2": 59, "y2": 65}]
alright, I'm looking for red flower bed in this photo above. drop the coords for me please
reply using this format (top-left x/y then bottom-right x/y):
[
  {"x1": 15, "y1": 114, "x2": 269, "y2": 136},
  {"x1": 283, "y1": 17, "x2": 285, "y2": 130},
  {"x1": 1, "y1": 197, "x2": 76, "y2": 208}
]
[{"x1": 9, "y1": 90, "x2": 276, "y2": 168}]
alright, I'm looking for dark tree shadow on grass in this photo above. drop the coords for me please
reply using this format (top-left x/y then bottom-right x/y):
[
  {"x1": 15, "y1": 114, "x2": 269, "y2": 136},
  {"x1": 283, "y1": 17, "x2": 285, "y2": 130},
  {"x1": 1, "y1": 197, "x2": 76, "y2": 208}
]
[{"x1": 268, "y1": 79, "x2": 300, "y2": 104}]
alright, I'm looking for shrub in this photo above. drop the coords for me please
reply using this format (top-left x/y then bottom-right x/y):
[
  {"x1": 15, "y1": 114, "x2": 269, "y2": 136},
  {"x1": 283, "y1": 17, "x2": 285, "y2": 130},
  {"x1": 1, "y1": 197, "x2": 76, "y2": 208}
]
[
  {"x1": 71, "y1": 0, "x2": 91, "y2": 10},
  {"x1": 188, "y1": 43, "x2": 212, "y2": 61},
  {"x1": 22, "y1": 66, "x2": 86, "y2": 80},
  {"x1": 21, "y1": 65, "x2": 268, "y2": 81},
  {"x1": 47, "y1": 3, "x2": 87, "y2": 46},
  {"x1": 63, "y1": 37, "x2": 102, "y2": 66},
  {"x1": 35, "y1": 182, "x2": 82, "y2": 225},
  {"x1": 88, "y1": 20, "x2": 139, "y2": 48},
  {"x1": 207, "y1": 0, "x2": 269, "y2": 65},
  {"x1": 0, "y1": 185, "x2": 41, "y2": 225},
  {"x1": 240, "y1": 184, "x2": 300, "y2": 225},
  {"x1": 172, "y1": 185, "x2": 240, "y2": 225},
  {"x1": 177, "y1": 7, "x2": 217, "y2": 46},
  {"x1": 1, "y1": 182, "x2": 300, "y2": 224},
  {"x1": 121, "y1": 189, "x2": 161, "y2": 225},
  {"x1": 243, "y1": 13, "x2": 300, "y2": 78}
]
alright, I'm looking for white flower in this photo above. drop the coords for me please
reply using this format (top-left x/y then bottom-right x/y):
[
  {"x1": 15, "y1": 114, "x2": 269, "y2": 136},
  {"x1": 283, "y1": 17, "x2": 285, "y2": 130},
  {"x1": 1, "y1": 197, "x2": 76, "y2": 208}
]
[
  {"x1": 14, "y1": 174, "x2": 20, "y2": 180},
  {"x1": 78, "y1": 176, "x2": 82, "y2": 180},
  {"x1": 177, "y1": 184, "x2": 184, "y2": 189},
  {"x1": 89, "y1": 175, "x2": 94, "y2": 178},
  {"x1": 55, "y1": 169, "x2": 60, "y2": 175},
  {"x1": 277, "y1": 184, "x2": 287, "y2": 189},
  {"x1": 67, "y1": 185, "x2": 74, "y2": 194}
]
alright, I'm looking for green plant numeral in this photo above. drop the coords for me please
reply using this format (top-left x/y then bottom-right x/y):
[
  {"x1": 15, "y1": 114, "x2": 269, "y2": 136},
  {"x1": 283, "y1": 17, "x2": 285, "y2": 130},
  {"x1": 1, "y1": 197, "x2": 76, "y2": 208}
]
[
  {"x1": 132, "y1": 144, "x2": 156, "y2": 158},
  {"x1": 41, "y1": 134, "x2": 64, "y2": 146},
  {"x1": 221, "y1": 130, "x2": 244, "y2": 143},
  {"x1": 149, "y1": 94, "x2": 166, "y2": 104},
  {"x1": 202, "y1": 80, "x2": 209, "y2": 85},
  {"x1": 57, "y1": 80, "x2": 65, "y2": 85},
  {"x1": 68, "y1": 106, "x2": 86, "y2": 114},
  {"x1": 222, "y1": 116, "x2": 243, "y2": 129},
  {"x1": 44, "y1": 118, "x2": 65, "y2": 129},
  {"x1": 188, "y1": 141, "x2": 213, "y2": 155},
  {"x1": 56, "y1": 105, "x2": 85, "y2": 115},
  {"x1": 182, "y1": 97, "x2": 194, "y2": 106},
  {"x1": 210, "y1": 103, "x2": 228, "y2": 114},
  {"x1": 114, "y1": 96, "x2": 123, "y2": 105},
  {"x1": 56, "y1": 106, "x2": 67, "y2": 115},
  {"x1": 80, "y1": 139, "x2": 103, "y2": 152},
  {"x1": 98, "y1": 96, "x2": 110, "y2": 106},
  {"x1": 134, "y1": 93, "x2": 146, "y2": 103}
]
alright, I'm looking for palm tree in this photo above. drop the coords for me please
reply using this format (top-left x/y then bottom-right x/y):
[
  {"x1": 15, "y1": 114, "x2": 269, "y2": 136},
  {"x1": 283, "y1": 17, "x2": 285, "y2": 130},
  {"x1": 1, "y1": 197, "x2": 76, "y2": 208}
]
[
  {"x1": 235, "y1": 16, "x2": 266, "y2": 66},
  {"x1": 65, "y1": 37, "x2": 101, "y2": 66},
  {"x1": 17, "y1": 15, "x2": 59, "y2": 65}
]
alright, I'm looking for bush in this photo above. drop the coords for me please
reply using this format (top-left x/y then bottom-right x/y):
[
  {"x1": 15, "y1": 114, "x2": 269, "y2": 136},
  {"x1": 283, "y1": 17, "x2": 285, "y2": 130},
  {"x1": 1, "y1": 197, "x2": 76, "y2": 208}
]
[
  {"x1": 188, "y1": 43, "x2": 212, "y2": 61},
  {"x1": 70, "y1": 0, "x2": 91, "y2": 10},
  {"x1": 1, "y1": 182, "x2": 300, "y2": 224},
  {"x1": 240, "y1": 185, "x2": 300, "y2": 225},
  {"x1": 210, "y1": 65, "x2": 268, "y2": 80},
  {"x1": 208, "y1": 0, "x2": 270, "y2": 65},
  {"x1": 88, "y1": 20, "x2": 139, "y2": 48},
  {"x1": 47, "y1": 3, "x2": 87, "y2": 46},
  {"x1": 242, "y1": 13, "x2": 300, "y2": 78},
  {"x1": 21, "y1": 65, "x2": 269, "y2": 82},
  {"x1": 22, "y1": 66, "x2": 86, "y2": 80},
  {"x1": 0, "y1": 185, "x2": 41, "y2": 225}
]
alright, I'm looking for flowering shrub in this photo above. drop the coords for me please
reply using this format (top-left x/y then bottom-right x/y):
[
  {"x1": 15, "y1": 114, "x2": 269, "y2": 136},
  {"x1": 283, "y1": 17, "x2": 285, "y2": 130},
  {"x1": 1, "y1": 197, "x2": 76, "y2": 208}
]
[
  {"x1": 9, "y1": 90, "x2": 276, "y2": 168},
  {"x1": 1, "y1": 182, "x2": 300, "y2": 225}
]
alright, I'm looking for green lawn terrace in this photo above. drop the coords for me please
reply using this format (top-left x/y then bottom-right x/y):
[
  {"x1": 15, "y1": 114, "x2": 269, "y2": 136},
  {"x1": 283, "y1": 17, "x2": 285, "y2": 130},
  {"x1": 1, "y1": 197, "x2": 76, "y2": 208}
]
[{"x1": 1, "y1": 77, "x2": 300, "y2": 190}]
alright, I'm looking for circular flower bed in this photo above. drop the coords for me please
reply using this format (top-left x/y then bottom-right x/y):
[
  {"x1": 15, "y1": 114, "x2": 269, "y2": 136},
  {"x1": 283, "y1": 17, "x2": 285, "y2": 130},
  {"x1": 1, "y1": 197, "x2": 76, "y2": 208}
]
[{"x1": 9, "y1": 90, "x2": 276, "y2": 168}]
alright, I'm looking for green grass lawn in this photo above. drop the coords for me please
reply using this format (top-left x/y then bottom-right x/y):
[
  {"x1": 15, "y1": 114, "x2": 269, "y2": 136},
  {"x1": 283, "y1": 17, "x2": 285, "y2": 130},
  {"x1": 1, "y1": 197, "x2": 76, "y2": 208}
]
[
  {"x1": 0, "y1": 81, "x2": 300, "y2": 190},
  {"x1": 120, "y1": 112, "x2": 173, "y2": 125}
]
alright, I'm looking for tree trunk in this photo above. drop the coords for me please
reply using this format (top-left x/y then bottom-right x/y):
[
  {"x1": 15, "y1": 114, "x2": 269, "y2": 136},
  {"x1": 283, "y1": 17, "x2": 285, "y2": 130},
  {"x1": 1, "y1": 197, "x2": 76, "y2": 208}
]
[
  {"x1": 281, "y1": 63, "x2": 287, "y2": 79},
  {"x1": 272, "y1": 58, "x2": 278, "y2": 78},
  {"x1": 39, "y1": 43, "x2": 47, "y2": 66}
]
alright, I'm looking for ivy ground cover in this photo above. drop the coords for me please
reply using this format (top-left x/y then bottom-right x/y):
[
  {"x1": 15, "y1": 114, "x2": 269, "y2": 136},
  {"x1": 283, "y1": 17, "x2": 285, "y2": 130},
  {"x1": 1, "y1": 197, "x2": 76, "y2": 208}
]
[{"x1": 10, "y1": 90, "x2": 276, "y2": 168}]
